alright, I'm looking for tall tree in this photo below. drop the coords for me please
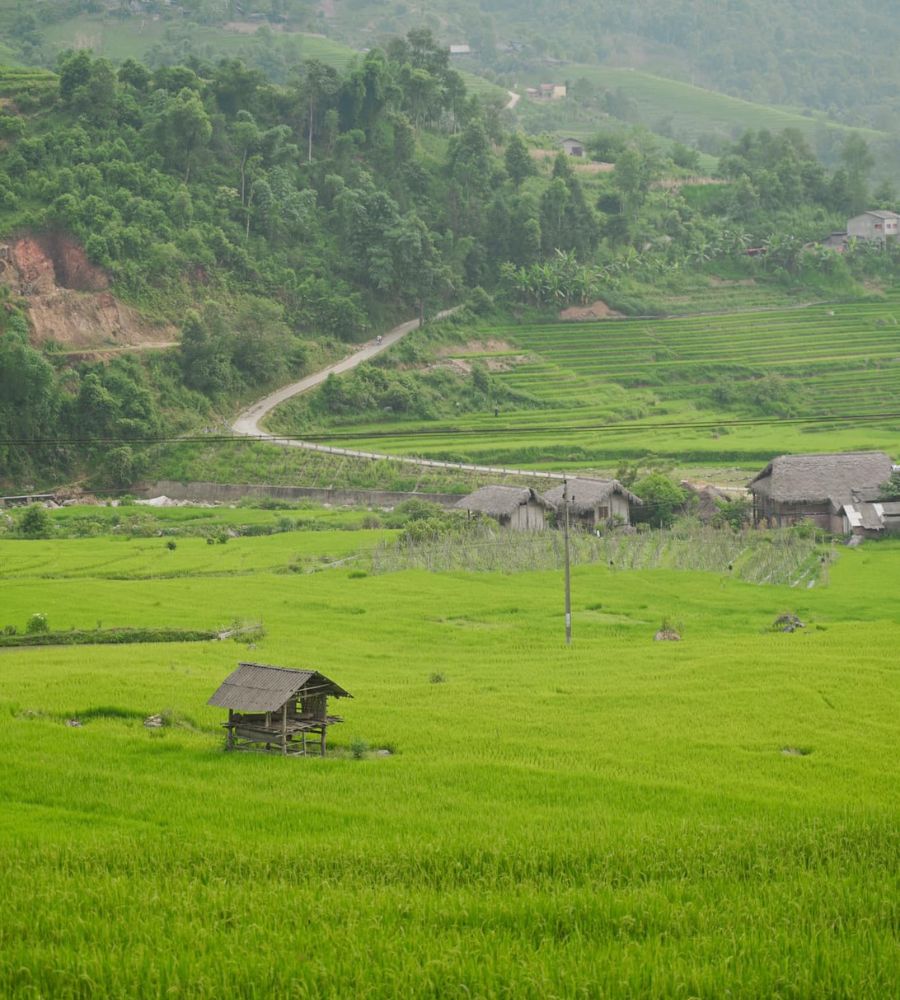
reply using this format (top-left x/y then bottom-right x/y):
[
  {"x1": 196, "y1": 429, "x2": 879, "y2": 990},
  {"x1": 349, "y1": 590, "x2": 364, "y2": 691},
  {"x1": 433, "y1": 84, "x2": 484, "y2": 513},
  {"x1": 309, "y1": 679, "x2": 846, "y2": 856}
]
[{"x1": 295, "y1": 60, "x2": 340, "y2": 164}]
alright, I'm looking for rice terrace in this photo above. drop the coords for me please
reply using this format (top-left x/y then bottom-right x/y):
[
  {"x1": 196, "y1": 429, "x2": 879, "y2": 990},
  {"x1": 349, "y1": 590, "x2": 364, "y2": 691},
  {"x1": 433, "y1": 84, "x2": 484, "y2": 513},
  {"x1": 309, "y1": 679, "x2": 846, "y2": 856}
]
[
  {"x1": 270, "y1": 292, "x2": 900, "y2": 475},
  {"x1": 1, "y1": 2, "x2": 900, "y2": 997}
]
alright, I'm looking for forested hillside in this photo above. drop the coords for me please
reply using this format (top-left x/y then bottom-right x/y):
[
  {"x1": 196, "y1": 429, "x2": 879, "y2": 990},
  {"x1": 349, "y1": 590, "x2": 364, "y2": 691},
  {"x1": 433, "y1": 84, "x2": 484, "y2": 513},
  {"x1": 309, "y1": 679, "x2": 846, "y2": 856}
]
[
  {"x1": 8, "y1": 2, "x2": 900, "y2": 131},
  {"x1": 294, "y1": 0, "x2": 900, "y2": 132},
  {"x1": 2, "y1": 15, "x2": 900, "y2": 492}
]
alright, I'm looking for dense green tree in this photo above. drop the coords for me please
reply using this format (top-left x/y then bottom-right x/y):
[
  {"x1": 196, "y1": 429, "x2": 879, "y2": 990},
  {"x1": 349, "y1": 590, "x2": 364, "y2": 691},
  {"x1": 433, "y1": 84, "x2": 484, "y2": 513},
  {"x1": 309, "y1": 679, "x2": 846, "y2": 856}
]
[{"x1": 504, "y1": 133, "x2": 534, "y2": 189}]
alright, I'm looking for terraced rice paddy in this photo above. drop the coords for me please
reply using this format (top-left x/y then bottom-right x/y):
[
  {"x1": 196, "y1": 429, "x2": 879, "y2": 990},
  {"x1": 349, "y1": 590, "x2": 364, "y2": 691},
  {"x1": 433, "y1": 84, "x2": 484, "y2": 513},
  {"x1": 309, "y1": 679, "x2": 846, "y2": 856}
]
[
  {"x1": 298, "y1": 293, "x2": 900, "y2": 475},
  {"x1": 0, "y1": 513, "x2": 897, "y2": 997}
]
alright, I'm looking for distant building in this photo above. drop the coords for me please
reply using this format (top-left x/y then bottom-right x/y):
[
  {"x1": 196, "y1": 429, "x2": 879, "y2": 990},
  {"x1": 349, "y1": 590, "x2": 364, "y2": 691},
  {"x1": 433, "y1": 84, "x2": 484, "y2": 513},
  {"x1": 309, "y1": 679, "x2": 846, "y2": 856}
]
[
  {"x1": 456, "y1": 485, "x2": 554, "y2": 531},
  {"x1": 847, "y1": 210, "x2": 900, "y2": 243},
  {"x1": 543, "y1": 478, "x2": 641, "y2": 529},
  {"x1": 560, "y1": 137, "x2": 585, "y2": 157},
  {"x1": 749, "y1": 451, "x2": 894, "y2": 532},
  {"x1": 526, "y1": 83, "x2": 567, "y2": 101},
  {"x1": 449, "y1": 44, "x2": 472, "y2": 56}
]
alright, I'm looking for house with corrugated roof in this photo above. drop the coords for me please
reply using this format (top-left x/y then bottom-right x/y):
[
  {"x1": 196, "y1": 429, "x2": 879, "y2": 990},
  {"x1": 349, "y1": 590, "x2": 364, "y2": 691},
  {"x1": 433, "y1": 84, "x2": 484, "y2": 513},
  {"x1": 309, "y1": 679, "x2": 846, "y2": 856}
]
[
  {"x1": 748, "y1": 451, "x2": 894, "y2": 532},
  {"x1": 847, "y1": 210, "x2": 900, "y2": 243}
]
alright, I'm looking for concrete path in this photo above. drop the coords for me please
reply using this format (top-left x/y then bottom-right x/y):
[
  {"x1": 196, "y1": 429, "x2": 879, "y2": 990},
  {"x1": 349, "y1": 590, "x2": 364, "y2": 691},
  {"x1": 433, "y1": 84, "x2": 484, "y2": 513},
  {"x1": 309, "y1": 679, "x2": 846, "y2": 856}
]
[
  {"x1": 230, "y1": 309, "x2": 568, "y2": 483},
  {"x1": 504, "y1": 90, "x2": 521, "y2": 111}
]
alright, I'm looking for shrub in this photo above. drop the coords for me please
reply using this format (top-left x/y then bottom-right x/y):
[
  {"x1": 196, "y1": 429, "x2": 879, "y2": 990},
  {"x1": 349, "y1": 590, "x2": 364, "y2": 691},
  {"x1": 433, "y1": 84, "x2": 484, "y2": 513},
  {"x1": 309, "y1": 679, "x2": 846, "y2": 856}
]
[
  {"x1": 632, "y1": 474, "x2": 688, "y2": 528},
  {"x1": 19, "y1": 505, "x2": 51, "y2": 538},
  {"x1": 349, "y1": 737, "x2": 369, "y2": 760},
  {"x1": 166, "y1": 540, "x2": 177, "y2": 550},
  {"x1": 25, "y1": 613, "x2": 49, "y2": 634}
]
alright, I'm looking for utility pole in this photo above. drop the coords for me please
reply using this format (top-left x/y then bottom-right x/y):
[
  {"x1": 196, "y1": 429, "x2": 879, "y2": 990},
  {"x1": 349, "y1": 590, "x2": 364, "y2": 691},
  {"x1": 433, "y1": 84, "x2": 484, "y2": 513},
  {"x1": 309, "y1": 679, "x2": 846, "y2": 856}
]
[{"x1": 563, "y1": 478, "x2": 572, "y2": 645}]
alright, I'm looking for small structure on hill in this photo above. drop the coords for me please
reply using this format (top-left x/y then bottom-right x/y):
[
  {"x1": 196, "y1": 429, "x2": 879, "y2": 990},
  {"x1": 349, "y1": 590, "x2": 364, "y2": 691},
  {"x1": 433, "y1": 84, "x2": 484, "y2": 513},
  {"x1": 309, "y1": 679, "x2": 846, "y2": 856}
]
[
  {"x1": 748, "y1": 451, "x2": 893, "y2": 532},
  {"x1": 456, "y1": 485, "x2": 554, "y2": 531},
  {"x1": 449, "y1": 43, "x2": 472, "y2": 56},
  {"x1": 208, "y1": 662, "x2": 351, "y2": 756},
  {"x1": 561, "y1": 137, "x2": 585, "y2": 157},
  {"x1": 544, "y1": 478, "x2": 641, "y2": 529},
  {"x1": 525, "y1": 83, "x2": 567, "y2": 101}
]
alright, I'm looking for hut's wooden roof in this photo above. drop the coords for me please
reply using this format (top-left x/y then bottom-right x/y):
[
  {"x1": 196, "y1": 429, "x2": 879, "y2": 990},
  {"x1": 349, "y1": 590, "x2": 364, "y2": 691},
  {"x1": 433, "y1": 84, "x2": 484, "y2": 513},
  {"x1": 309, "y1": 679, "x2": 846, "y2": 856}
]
[
  {"x1": 208, "y1": 663, "x2": 351, "y2": 713},
  {"x1": 455, "y1": 485, "x2": 554, "y2": 516},
  {"x1": 749, "y1": 452, "x2": 892, "y2": 506},
  {"x1": 544, "y1": 478, "x2": 642, "y2": 514}
]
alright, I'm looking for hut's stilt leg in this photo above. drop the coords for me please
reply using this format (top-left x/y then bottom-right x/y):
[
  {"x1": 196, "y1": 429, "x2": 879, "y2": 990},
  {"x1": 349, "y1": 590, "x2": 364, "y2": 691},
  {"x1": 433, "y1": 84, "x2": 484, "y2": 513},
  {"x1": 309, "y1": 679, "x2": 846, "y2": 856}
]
[
  {"x1": 227, "y1": 710, "x2": 234, "y2": 751},
  {"x1": 320, "y1": 727, "x2": 326, "y2": 757},
  {"x1": 282, "y1": 703, "x2": 288, "y2": 756}
]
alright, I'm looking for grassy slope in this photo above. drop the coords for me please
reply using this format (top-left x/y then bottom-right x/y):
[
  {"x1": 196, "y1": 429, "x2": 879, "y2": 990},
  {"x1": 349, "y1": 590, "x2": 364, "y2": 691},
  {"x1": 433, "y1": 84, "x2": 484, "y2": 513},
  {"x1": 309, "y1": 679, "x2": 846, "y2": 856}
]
[
  {"x1": 270, "y1": 288, "x2": 900, "y2": 479},
  {"x1": 0, "y1": 520, "x2": 897, "y2": 996},
  {"x1": 42, "y1": 14, "x2": 359, "y2": 71},
  {"x1": 520, "y1": 63, "x2": 887, "y2": 150}
]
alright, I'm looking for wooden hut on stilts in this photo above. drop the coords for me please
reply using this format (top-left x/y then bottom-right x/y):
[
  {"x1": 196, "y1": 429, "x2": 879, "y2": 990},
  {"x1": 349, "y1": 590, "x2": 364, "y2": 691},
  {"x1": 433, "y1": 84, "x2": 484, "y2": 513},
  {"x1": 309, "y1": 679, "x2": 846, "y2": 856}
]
[{"x1": 207, "y1": 662, "x2": 351, "y2": 756}]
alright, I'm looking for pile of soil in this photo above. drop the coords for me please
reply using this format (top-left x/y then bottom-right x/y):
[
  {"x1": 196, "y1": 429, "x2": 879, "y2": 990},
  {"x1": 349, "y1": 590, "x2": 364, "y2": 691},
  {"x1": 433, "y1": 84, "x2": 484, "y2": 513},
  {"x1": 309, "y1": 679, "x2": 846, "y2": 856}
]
[{"x1": 559, "y1": 300, "x2": 624, "y2": 321}]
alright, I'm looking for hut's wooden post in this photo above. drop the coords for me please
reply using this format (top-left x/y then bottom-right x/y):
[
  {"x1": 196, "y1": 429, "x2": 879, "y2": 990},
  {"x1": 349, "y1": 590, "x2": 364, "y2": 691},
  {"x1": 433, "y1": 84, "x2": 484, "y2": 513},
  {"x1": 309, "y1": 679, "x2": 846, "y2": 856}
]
[
  {"x1": 227, "y1": 709, "x2": 234, "y2": 750},
  {"x1": 320, "y1": 726, "x2": 326, "y2": 757},
  {"x1": 282, "y1": 703, "x2": 288, "y2": 756}
]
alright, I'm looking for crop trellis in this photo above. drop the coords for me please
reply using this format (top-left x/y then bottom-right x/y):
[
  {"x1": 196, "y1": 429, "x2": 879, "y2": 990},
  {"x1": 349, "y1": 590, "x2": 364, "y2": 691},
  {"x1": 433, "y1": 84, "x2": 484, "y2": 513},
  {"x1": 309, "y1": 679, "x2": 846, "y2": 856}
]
[{"x1": 371, "y1": 522, "x2": 825, "y2": 587}]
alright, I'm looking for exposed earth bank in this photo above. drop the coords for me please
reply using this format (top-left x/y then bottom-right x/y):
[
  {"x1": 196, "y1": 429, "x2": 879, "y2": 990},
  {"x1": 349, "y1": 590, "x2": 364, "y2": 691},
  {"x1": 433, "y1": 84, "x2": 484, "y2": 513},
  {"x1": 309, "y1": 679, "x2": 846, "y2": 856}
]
[{"x1": 0, "y1": 233, "x2": 175, "y2": 349}]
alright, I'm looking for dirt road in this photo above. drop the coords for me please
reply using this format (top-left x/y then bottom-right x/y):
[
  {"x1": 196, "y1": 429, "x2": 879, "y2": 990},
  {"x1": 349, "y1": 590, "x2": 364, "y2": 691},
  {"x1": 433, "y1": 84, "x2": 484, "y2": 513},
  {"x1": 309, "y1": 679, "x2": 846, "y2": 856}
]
[{"x1": 230, "y1": 310, "x2": 567, "y2": 483}]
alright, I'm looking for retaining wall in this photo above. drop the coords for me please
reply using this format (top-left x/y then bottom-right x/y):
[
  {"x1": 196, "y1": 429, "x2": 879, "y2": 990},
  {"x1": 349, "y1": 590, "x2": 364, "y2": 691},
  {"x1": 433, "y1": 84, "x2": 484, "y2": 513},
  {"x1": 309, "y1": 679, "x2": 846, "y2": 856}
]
[{"x1": 137, "y1": 480, "x2": 462, "y2": 508}]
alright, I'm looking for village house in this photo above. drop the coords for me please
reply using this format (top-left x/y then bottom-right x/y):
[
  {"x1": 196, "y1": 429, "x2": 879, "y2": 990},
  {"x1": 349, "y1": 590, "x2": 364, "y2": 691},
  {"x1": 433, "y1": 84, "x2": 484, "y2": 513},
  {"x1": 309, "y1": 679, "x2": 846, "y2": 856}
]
[
  {"x1": 449, "y1": 44, "x2": 472, "y2": 56},
  {"x1": 560, "y1": 137, "x2": 585, "y2": 157},
  {"x1": 543, "y1": 478, "x2": 641, "y2": 529},
  {"x1": 456, "y1": 485, "x2": 554, "y2": 531},
  {"x1": 847, "y1": 210, "x2": 900, "y2": 243},
  {"x1": 208, "y1": 662, "x2": 351, "y2": 756},
  {"x1": 748, "y1": 451, "x2": 894, "y2": 533}
]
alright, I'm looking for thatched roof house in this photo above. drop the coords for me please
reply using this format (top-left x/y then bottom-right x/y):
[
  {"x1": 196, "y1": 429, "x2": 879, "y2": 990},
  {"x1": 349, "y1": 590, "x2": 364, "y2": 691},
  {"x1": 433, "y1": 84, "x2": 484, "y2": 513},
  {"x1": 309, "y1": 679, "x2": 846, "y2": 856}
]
[
  {"x1": 456, "y1": 485, "x2": 554, "y2": 531},
  {"x1": 544, "y1": 478, "x2": 642, "y2": 528},
  {"x1": 208, "y1": 662, "x2": 351, "y2": 755},
  {"x1": 749, "y1": 451, "x2": 893, "y2": 532}
]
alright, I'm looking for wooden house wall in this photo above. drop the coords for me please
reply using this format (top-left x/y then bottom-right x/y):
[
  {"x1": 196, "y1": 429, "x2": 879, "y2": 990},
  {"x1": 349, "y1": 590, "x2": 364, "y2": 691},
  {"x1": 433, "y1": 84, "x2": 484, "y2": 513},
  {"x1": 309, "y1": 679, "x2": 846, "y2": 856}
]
[{"x1": 509, "y1": 501, "x2": 547, "y2": 531}]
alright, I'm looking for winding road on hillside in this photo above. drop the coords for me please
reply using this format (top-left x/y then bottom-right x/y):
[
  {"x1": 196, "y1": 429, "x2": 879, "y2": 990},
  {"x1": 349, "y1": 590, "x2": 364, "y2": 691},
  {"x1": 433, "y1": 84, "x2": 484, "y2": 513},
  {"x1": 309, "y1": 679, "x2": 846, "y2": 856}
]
[{"x1": 230, "y1": 310, "x2": 568, "y2": 482}]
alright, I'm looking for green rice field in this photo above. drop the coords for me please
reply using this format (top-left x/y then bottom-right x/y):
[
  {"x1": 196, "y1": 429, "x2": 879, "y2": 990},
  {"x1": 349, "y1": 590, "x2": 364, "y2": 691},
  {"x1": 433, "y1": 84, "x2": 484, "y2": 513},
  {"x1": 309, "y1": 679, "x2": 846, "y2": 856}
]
[
  {"x1": 280, "y1": 292, "x2": 900, "y2": 477},
  {"x1": 0, "y1": 512, "x2": 897, "y2": 996}
]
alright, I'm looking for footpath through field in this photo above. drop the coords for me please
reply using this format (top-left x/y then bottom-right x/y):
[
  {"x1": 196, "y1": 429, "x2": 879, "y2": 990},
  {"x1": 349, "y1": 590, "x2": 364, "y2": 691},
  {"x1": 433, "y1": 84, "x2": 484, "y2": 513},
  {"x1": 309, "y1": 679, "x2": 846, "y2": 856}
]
[{"x1": 230, "y1": 310, "x2": 568, "y2": 482}]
